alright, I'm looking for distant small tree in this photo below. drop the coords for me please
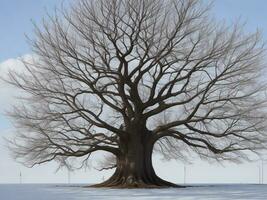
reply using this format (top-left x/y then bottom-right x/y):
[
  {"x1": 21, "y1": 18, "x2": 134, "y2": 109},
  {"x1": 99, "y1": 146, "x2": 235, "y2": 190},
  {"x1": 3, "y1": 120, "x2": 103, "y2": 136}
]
[{"x1": 6, "y1": 0, "x2": 267, "y2": 188}]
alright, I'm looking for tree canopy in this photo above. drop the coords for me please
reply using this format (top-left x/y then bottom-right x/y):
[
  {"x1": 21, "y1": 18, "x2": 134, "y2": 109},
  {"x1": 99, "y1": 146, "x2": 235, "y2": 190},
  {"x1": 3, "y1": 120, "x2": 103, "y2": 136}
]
[{"x1": 6, "y1": 0, "x2": 267, "y2": 188}]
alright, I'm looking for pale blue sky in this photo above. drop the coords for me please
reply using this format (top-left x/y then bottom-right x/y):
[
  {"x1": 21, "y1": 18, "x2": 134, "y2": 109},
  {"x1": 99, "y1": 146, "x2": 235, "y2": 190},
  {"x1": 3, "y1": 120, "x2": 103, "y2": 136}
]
[
  {"x1": 0, "y1": 0, "x2": 68, "y2": 62},
  {"x1": 0, "y1": 0, "x2": 267, "y2": 184}
]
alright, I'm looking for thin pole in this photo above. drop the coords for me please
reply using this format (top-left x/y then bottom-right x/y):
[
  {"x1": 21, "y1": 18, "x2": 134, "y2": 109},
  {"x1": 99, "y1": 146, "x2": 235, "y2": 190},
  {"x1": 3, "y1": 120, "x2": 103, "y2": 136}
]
[
  {"x1": 68, "y1": 170, "x2": 70, "y2": 184},
  {"x1": 259, "y1": 165, "x2": 261, "y2": 184},
  {"x1": 262, "y1": 160, "x2": 264, "y2": 184},
  {"x1": 19, "y1": 171, "x2": 22, "y2": 184},
  {"x1": 184, "y1": 165, "x2": 186, "y2": 185}
]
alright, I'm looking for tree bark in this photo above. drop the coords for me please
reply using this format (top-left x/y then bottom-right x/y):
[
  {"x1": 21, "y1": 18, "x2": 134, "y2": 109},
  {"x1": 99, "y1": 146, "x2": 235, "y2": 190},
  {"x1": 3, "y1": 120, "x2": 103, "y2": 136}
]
[{"x1": 92, "y1": 128, "x2": 180, "y2": 188}]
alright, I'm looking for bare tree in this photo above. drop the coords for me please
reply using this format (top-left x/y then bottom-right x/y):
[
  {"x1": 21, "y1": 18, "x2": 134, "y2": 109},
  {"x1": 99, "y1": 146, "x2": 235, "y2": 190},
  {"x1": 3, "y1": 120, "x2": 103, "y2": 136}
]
[{"x1": 6, "y1": 0, "x2": 267, "y2": 188}]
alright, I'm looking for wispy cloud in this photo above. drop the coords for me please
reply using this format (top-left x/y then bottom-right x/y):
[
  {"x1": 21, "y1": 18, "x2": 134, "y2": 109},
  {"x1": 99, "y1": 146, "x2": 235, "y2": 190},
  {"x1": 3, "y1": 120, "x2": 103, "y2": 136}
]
[
  {"x1": 0, "y1": 55, "x2": 36, "y2": 133},
  {"x1": 0, "y1": 54, "x2": 34, "y2": 108}
]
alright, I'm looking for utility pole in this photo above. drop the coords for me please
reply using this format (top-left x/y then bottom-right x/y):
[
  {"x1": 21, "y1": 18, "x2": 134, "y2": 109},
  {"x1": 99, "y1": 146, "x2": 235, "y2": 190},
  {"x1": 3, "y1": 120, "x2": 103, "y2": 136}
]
[
  {"x1": 19, "y1": 171, "x2": 22, "y2": 184},
  {"x1": 67, "y1": 170, "x2": 71, "y2": 184},
  {"x1": 262, "y1": 160, "x2": 264, "y2": 184},
  {"x1": 259, "y1": 165, "x2": 261, "y2": 184},
  {"x1": 184, "y1": 165, "x2": 186, "y2": 185}
]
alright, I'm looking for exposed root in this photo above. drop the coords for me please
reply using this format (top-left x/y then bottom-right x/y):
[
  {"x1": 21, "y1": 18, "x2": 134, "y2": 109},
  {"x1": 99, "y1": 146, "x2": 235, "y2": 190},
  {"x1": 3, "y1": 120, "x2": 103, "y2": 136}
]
[{"x1": 88, "y1": 174, "x2": 184, "y2": 189}]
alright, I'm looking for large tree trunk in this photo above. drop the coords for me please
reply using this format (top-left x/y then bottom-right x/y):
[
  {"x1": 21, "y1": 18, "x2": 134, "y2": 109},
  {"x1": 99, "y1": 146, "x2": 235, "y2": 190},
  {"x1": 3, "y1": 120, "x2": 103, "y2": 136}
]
[{"x1": 92, "y1": 128, "x2": 180, "y2": 188}]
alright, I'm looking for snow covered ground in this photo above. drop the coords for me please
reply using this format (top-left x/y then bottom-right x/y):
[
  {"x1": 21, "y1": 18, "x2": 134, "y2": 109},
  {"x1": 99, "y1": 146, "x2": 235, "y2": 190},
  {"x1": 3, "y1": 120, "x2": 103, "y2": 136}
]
[{"x1": 0, "y1": 184, "x2": 266, "y2": 200}]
